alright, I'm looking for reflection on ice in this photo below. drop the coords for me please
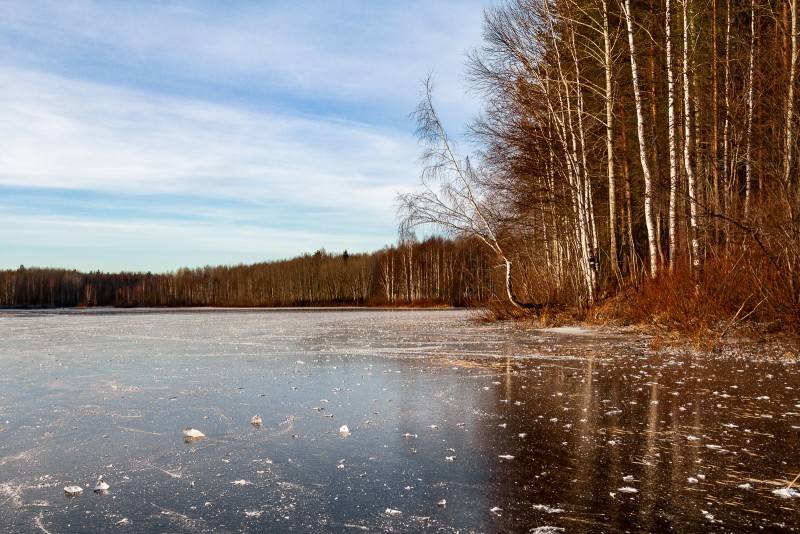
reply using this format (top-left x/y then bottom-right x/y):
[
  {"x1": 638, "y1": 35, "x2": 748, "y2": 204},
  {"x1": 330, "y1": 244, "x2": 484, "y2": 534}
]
[{"x1": 0, "y1": 308, "x2": 798, "y2": 532}]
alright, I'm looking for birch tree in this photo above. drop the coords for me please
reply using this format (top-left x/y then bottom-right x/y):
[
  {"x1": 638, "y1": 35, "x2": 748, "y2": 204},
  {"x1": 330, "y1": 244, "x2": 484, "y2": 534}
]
[
  {"x1": 603, "y1": 0, "x2": 621, "y2": 279},
  {"x1": 682, "y1": 0, "x2": 699, "y2": 266},
  {"x1": 785, "y1": 0, "x2": 798, "y2": 219},
  {"x1": 666, "y1": 0, "x2": 680, "y2": 269},
  {"x1": 398, "y1": 78, "x2": 539, "y2": 310},
  {"x1": 622, "y1": 0, "x2": 660, "y2": 277}
]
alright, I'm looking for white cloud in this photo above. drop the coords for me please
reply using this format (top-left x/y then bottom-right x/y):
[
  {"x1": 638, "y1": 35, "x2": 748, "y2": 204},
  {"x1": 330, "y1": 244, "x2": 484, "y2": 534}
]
[
  {"x1": 0, "y1": 66, "x2": 417, "y2": 209},
  {"x1": 0, "y1": 0, "x2": 497, "y2": 272},
  {"x1": 0, "y1": 0, "x2": 489, "y2": 125}
]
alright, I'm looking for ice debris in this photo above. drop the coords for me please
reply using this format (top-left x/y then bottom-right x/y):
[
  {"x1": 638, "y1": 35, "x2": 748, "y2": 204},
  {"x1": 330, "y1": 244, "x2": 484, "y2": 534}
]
[
  {"x1": 183, "y1": 428, "x2": 205, "y2": 439},
  {"x1": 772, "y1": 487, "x2": 800, "y2": 498},
  {"x1": 93, "y1": 476, "x2": 109, "y2": 492},
  {"x1": 63, "y1": 485, "x2": 83, "y2": 497},
  {"x1": 532, "y1": 504, "x2": 564, "y2": 513}
]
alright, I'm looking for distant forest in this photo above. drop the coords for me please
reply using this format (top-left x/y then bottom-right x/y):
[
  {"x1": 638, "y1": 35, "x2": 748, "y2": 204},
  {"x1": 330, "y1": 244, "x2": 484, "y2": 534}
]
[
  {"x1": 10, "y1": 0, "x2": 800, "y2": 334},
  {"x1": 0, "y1": 237, "x2": 496, "y2": 308}
]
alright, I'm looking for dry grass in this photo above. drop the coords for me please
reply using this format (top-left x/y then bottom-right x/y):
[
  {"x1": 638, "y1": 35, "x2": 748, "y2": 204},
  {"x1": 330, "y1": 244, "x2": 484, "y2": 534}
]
[{"x1": 589, "y1": 250, "x2": 799, "y2": 343}]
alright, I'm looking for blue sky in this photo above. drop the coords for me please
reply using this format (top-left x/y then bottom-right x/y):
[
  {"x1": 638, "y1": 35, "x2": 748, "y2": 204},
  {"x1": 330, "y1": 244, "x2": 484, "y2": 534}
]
[{"x1": 0, "y1": 1, "x2": 494, "y2": 273}]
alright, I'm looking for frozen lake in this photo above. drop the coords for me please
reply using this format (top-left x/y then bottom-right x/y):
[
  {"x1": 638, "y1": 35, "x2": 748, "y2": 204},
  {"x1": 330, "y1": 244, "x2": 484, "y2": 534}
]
[{"x1": 0, "y1": 308, "x2": 798, "y2": 532}]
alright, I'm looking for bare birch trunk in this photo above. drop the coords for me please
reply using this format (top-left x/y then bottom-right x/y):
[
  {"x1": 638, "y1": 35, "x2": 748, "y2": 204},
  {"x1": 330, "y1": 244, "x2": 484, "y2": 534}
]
[
  {"x1": 712, "y1": 0, "x2": 721, "y2": 244},
  {"x1": 620, "y1": 99, "x2": 638, "y2": 280},
  {"x1": 683, "y1": 0, "x2": 700, "y2": 267},
  {"x1": 666, "y1": 0, "x2": 680, "y2": 269},
  {"x1": 567, "y1": 8, "x2": 598, "y2": 303},
  {"x1": 623, "y1": 0, "x2": 660, "y2": 278},
  {"x1": 604, "y1": 0, "x2": 621, "y2": 280},
  {"x1": 547, "y1": 2, "x2": 596, "y2": 305},
  {"x1": 723, "y1": 0, "x2": 732, "y2": 224},
  {"x1": 785, "y1": 0, "x2": 798, "y2": 219},
  {"x1": 745, "y1": 0, "x2": 756, "y2": 217}
]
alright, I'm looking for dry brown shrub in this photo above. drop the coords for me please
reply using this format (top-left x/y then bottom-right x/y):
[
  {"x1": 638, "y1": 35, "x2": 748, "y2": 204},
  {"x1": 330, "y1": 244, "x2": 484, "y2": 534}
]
[{"x1": 591, "y1": 247, "x2": 797, "y2": 339}]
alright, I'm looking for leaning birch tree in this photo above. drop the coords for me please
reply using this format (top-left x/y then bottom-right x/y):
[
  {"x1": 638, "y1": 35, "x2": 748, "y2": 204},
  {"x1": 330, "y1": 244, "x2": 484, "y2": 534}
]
[{"x1": 398, "y1": 78, "x2": 538, "y2": 310}]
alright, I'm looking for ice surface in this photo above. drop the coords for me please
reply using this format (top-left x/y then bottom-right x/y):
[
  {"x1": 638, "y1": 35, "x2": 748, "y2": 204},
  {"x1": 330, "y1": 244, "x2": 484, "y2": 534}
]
[{"x1": 0, "y1": 308, "x2": 798, "y2": 532}]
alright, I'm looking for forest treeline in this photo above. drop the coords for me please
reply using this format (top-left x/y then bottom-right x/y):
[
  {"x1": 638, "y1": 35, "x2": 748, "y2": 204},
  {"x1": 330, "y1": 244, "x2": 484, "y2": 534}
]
[
  {"x1": 8, "y1": 0, "x2": 800, "y2": 334},
  {"x1": 399, "y1": 0, "x2": 800, "y2": 333},
  {"x1": 0, "y1": 237, "x2": 496, "y2": 308}
]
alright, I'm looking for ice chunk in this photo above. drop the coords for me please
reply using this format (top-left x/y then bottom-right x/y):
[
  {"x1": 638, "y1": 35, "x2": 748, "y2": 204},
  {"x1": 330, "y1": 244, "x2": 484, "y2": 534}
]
[
  {"x1": 63, "y1": 485, "x2": 83, "y2": 497},
  {"x1": 772, "y1": 487, "x2": 800, "y2": 498},
  {"x1": 93, "y1": 476, "x2": 109, "y2": 492}
]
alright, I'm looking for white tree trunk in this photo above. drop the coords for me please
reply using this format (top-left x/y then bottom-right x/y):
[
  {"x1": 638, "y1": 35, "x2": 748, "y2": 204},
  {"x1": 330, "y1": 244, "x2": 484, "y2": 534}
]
[
  {"x1": 666, "y1": 0, "x2": 679, "y2": 269},
  {"x1": 745, "y1": 0, "x2": 756, "y2": 217},
  {"x1": 623, "y1": 0, "x2": 659, "y2": 278},
  {"x1": 723, "y1": 0, "x2": 732, "y2": 220},
  {"x1": 683, "y1": 0, "x2": 700, "y2": 267},
  {"x1": 603, "y1": 0, "x2": 620, "y2": 279},
  {"x1": 545, "y1": 3, "x2": 596, "y2": 305},
  {"x1": 785, "y1": 0, "x2": 798, "y2": 215},
  {"x1": 567, "y1": 9, "x2": 597, "y2": 303}
]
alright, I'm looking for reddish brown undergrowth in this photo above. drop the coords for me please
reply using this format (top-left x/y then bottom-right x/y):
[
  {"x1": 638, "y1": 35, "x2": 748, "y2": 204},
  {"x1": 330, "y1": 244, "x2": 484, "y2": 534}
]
[{"x1": 590, "y1": 248, "x2": 799, "y2": 340}]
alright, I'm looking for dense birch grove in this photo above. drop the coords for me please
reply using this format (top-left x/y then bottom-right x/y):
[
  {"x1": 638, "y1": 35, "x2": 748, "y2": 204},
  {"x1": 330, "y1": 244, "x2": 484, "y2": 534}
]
[
  {"x1": 401, "y1": 0, "x2": 800, "y2": 329},
  {"x1": 0, "y1": 238, "x2": 493, "y2": 308}
]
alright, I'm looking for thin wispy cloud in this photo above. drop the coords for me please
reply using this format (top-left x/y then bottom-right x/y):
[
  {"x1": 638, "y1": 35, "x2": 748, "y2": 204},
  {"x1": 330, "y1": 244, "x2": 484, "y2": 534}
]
[{"x1": 0, "y1": 0, "x2": 495, "y2": 272}]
